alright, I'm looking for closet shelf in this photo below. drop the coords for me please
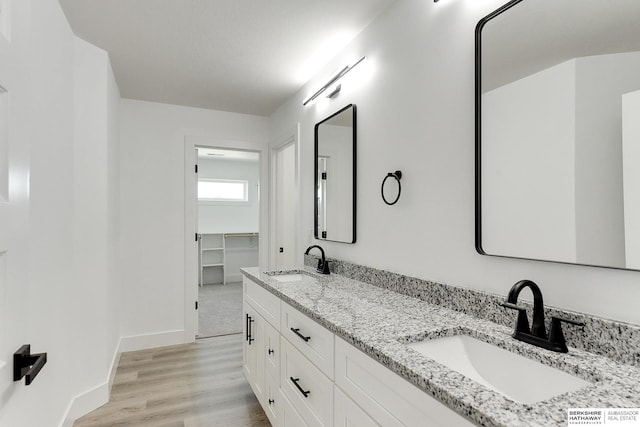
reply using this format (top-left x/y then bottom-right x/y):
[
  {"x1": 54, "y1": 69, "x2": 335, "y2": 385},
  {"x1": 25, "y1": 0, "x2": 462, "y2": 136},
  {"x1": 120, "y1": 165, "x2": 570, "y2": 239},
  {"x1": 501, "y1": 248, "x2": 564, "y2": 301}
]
[{"x1": 199, "y1": 232, "x2": 259, "y2": 286}]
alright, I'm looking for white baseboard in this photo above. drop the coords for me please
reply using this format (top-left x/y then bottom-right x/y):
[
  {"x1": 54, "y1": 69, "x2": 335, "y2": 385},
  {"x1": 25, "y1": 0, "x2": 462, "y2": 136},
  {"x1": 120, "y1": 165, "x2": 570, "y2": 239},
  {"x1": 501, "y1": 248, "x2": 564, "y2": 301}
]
[
  {"x1": 60, "y1": 381, "x2": 109, "y2": 427},
  {"x1": 119, "y1": 329, "x2": 185, "y2": 353},
  {"x1": 108, "y1": 340, "x2": 122, "y2": 392},
  {"x1": 59, "y1": 339, "x2": 121, "y2": 427},
  {"x1": 60, "y1": 330, "x2": 185, "y2": 427},
  {"x1": 225, "y1": 274, "x2": 243, "y2": 283}
]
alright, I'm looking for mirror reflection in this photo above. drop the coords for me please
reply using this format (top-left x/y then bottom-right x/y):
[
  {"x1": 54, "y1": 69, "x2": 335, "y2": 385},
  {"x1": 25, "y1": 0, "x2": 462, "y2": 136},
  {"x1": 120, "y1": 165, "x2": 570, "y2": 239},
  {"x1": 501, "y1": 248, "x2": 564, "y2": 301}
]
[
  {"x1": 314, "y1": 104, "x2": 356, "y2": 243},
  {"x1": 477, "y1": 0, "x2": 640, "y2": 270}
]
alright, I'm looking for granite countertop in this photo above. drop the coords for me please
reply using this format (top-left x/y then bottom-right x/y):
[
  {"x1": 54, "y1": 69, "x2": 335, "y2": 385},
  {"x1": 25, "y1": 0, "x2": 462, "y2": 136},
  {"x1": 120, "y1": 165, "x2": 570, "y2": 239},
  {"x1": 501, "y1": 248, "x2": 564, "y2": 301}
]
[{"x1": 241, "y1": 266, "x2": 640, "y2": 427}]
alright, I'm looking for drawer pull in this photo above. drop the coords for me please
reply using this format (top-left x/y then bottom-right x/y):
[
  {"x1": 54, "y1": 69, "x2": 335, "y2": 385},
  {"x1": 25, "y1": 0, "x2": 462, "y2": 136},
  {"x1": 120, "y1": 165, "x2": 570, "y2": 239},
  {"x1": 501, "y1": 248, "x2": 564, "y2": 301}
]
[
  {"x1": 290, "y1": 376, "x2": 310, "y2": 398},
  {"x1": 290, "y1": 327, "x2": 311, "y2": 342}
]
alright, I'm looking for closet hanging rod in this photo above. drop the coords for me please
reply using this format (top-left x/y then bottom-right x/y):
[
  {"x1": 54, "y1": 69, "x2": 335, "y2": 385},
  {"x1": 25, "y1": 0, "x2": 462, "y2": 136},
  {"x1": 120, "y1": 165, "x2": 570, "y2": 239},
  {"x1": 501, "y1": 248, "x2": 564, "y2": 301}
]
[{"x1": 224, "y1": 232, "x2": 259, "y2": 238}]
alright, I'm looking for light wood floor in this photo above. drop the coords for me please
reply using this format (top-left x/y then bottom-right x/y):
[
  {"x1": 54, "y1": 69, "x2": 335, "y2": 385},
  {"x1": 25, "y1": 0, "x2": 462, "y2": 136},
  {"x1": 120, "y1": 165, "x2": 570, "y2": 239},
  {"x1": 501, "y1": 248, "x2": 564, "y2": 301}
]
[{"x1": 74, "y1": 334, "x2": 271, "y2": 427}]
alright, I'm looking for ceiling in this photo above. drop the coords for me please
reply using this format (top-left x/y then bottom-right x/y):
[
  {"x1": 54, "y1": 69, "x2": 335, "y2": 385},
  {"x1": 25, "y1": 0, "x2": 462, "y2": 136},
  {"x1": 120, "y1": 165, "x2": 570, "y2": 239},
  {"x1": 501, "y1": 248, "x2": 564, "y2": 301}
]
[{"x1": 58, "y1": 0, "x2": 396, "y2": 116}]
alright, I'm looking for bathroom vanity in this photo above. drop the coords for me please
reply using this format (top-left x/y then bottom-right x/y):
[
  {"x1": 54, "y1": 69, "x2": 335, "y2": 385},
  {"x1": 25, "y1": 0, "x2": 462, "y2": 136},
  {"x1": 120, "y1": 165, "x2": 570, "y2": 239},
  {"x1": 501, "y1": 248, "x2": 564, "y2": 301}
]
[
  {"x1": 241, "y1": 266, "x2": 640, "y2": 427},
  {"x1": 242, "y1": 271, "x2": 472, "y2": 426}
]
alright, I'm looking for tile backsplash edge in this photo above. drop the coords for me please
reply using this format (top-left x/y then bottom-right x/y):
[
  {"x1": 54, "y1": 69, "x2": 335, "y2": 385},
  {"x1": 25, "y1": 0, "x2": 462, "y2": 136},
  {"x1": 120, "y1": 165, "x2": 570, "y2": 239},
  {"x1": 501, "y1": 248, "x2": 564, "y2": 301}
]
[{"x1": 304, "y1": 254, "x2": 640, "y2": 367}]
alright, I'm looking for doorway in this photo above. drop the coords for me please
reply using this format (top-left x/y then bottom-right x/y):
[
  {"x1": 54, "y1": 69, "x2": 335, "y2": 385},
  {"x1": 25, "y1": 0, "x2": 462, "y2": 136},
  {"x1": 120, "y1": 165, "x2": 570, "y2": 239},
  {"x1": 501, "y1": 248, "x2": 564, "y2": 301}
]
[
  {"x1": 270, "y1": 125, "x2": 301, "y2": 269},
  {"x1": 185, "y1": 141, "x2": 265, "y2": 340},
  {"x1": 274, "y1": 143, "x2": 296, "y2": 267},
  {"x1": 196, "y1": 147, "x2": 260, "y2": 338}
]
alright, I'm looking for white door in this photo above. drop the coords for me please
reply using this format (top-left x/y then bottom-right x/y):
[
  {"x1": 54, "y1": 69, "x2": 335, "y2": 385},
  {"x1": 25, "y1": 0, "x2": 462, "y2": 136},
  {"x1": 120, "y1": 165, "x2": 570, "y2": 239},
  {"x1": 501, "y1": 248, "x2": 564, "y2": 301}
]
[
  {"x1": 0, "y1": 0, "x2": 32, "y2": 404},
  {"x1": 275, "y1": 143, "x2": 296, "y2": 267}
]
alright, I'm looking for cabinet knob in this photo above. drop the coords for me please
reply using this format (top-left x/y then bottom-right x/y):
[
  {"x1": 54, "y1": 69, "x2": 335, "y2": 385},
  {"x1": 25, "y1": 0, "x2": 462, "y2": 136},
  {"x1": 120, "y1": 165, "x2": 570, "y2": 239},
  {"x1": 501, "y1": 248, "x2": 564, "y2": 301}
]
[
  {"x1": 268, "y1": 399, "x2": 275, "y2": 405},
  {"x1": 268, "y1": 348, "x2": 274, "y2": 355}
]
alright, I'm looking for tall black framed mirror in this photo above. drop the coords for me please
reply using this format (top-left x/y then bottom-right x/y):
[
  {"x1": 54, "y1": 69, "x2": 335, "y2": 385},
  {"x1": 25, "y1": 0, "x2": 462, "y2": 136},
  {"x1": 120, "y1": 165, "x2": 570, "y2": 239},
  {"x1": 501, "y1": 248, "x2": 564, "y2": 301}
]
[
  {"x1": 476, "y1": 0, "x2": 640, "y2": 270},
  {"x1": 314, "y1": 104, "x2": 357, "y2": 243}
]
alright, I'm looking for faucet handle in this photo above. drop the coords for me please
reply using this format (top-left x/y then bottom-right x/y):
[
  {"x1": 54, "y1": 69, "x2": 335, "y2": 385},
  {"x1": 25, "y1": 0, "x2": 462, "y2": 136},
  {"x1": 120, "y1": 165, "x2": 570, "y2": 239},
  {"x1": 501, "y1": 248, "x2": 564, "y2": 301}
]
[
  {"x1": 551, "y1": 316, "x2": 584, "y2": 327},
  {"x1": 500, "y1": 302, "x2": 531, "y2": 335},
  {"x1": 548, "y1": 316, "x2": 584, "y2": 353}
]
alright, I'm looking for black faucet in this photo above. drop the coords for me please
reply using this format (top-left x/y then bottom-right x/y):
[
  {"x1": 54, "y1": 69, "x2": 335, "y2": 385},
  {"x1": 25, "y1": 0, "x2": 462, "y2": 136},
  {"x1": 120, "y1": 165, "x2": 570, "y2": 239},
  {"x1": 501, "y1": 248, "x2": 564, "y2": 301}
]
[
  {"x1": 304, "y1": 245, "x2": 330, "y2": 274},
  {"x1": 501, "y1": 280, "x2": 583, "y2": 353}
]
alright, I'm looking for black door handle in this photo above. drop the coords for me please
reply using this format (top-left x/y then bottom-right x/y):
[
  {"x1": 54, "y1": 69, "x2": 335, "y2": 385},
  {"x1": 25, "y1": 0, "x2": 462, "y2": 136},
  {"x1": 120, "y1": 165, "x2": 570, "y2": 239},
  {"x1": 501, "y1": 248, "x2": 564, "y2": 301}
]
[
  {"x1": 13, "y1": 345, "x2": 47, "y2": 386},
  {"x1": 245, "y1": 314, "x2": 255, "y2": 344}
]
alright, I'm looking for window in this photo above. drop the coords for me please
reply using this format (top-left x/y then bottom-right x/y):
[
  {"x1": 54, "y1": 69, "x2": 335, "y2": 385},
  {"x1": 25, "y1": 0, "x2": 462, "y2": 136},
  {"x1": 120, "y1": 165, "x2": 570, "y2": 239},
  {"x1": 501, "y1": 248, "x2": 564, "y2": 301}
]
[{"x1": 198, "y1": 179, "x2": 248, "y2": 202}]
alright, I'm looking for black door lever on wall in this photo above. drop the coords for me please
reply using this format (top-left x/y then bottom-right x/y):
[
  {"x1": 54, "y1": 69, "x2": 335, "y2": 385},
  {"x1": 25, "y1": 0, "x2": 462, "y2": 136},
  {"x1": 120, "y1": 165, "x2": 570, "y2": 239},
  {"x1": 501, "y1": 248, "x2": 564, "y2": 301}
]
[{"x1": 14, "y1": 344, "x2": 47, "y2": 385}]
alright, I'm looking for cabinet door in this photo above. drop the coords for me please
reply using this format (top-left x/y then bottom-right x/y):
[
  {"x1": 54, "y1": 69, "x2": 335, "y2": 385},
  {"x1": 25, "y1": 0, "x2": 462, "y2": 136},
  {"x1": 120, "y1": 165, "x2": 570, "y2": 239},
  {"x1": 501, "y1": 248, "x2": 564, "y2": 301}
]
[
  {"x1": 279, "y1": 388, "x2": 310, "y2": 427},
  {"x1": 243, "y1": 301, "x2": 265, "y2": 403},
  {"x1": 264, "y1": 321, "x2": 280, "y2": 377},
  {"x1": 334, "y1": 387, "x2": 379, "y2": 427},
  {"x1": 264, "y1": 369, "x2": 280, "y2": 426}
]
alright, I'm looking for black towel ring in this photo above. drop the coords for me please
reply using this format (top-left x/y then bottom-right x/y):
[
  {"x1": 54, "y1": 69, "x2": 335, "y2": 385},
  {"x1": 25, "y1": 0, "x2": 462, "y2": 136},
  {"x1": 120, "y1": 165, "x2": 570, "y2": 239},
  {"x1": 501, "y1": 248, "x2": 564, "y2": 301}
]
[{"x1": 381, "y1": 171, "x2": 402, "y2": 205}]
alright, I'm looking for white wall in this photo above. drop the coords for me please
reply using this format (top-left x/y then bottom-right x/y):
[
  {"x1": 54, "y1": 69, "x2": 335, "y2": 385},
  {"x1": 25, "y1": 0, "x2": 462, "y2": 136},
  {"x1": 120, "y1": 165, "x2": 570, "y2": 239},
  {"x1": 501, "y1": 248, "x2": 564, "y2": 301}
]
[
  {"x1": 119, "y1": 99, "x2": 268, "y2": 342},
  {"x1": 269, "y1": 0, "x2": 640, "y2": 326},
  {"x1": 0, "y1": 0, "x2": 121, "y2": 426},
  {"x1": 623, "y1": 90, "x2": 640, "y2": 269},
  {"x1": 197, "y1": 157, "x2": 260, "y2": 233}
]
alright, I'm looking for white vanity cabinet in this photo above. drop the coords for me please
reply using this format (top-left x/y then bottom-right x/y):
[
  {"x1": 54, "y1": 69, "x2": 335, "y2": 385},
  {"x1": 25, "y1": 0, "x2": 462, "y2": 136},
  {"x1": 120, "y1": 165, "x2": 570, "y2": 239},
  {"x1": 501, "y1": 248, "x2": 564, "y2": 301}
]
[
  {"x1": 334, "y1": 337, "x2": 475, "y2": 427},
  {"x1": 243, "y1": 278, "x2": 282, "y2": 426},
  {"x1": 334, "y1": 387, "x2": 378, "y2": 426},
  {"x1": 242, "y1": 277, "x2": 474, "y2": 427},
  {"x1": 243, "y1": 300, "x2": 266, "y2": 405}
]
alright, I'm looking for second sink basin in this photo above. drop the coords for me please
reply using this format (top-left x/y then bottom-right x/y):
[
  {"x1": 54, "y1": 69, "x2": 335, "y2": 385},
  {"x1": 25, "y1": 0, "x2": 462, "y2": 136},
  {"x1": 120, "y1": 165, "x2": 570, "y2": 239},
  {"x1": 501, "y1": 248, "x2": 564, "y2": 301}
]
[
  {"x1": 265, "y1": 270, "x2": 320, "y2": 283},
  {"x1": 407, "y1": 334, "x2": 591, "y2": 404}
]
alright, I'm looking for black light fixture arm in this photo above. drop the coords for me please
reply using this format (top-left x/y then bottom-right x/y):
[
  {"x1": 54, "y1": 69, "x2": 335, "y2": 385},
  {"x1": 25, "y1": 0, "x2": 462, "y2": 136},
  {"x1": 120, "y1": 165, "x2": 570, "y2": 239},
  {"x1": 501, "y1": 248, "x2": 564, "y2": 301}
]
[{"x1": 303, "y1": 56, "x2": 366, "y2": 106}]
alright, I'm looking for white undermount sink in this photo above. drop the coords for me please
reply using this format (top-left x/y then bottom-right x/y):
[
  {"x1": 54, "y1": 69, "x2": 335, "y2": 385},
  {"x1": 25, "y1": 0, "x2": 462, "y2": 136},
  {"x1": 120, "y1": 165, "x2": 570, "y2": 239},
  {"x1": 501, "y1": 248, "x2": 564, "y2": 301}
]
[
  {"x1": 266, "y1": 271, "x2": 319, "y2": 283},
  {"x1": 407, "y1": 334, "x2": 591, "y2": 404}
]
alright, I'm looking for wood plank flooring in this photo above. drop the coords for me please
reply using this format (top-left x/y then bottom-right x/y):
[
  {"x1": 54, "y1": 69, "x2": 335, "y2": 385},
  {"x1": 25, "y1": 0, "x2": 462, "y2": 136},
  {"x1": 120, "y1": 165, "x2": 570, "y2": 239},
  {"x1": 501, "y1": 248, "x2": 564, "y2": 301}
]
[{"x1": 74, "y1": 334, "x2": 271, "y2": 427}]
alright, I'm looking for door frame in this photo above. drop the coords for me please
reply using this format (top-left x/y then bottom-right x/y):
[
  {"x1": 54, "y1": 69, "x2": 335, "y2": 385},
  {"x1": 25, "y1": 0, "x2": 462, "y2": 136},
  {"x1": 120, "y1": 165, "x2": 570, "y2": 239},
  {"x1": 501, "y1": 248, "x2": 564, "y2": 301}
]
[
  {"x1": 269, "y1": 124, "x2": 301, "y2": 267},
  {"x1": 183, "y1": 135, "x2": 269, "y2": 342}
]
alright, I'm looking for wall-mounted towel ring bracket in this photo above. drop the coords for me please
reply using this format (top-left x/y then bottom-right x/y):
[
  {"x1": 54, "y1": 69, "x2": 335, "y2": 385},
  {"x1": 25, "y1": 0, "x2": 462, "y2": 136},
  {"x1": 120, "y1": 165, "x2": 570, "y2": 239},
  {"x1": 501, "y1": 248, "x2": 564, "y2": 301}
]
[
  {"x1": 14, "y1": 344, "x2": 47, "y2": 385},
  {"x1": 381, "y1": 171, "x2": 402, "y2": 205}
]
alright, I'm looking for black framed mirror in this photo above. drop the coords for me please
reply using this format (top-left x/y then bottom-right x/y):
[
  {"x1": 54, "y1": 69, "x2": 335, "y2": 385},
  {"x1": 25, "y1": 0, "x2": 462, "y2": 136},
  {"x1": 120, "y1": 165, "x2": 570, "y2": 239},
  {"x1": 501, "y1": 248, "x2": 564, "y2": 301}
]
[
  {"x1": 314, "y1": 104, "x2": 357, "y2": 243},
  {"x1": 476, "y1": 0, "x2": 640, "y2": 270}
]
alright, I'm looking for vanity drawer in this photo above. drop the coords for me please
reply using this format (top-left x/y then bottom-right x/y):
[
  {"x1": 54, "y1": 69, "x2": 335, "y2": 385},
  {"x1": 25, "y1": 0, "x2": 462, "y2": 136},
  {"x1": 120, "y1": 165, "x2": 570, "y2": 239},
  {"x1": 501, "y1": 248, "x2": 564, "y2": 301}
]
[
  {"x1": 281, "y1": 301, "x2": 334, "y2": 378},
  {"x1": 281, "y1": 337, "x2": 333, "y2": 427},
  {"x1": 244, "y1": 277, "x2": 280, "y2": 328},
  {"x1": 264, "y1": 320, "x2": 280, "y2": 377},
  {"x1": 335, "y1": 337, "x2": 474, "y2": 427}
]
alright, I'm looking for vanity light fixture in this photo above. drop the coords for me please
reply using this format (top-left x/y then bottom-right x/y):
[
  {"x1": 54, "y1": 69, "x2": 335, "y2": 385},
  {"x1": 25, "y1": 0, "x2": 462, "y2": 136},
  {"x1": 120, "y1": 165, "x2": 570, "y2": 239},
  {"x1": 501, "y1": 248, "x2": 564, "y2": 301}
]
[{"x1": 303, "y1": 56, "x2": 366, "y2": 106}]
